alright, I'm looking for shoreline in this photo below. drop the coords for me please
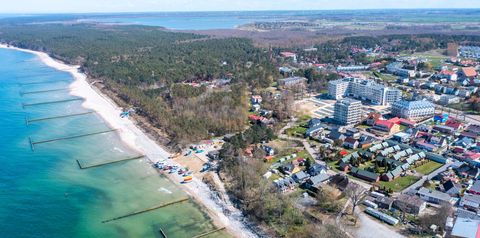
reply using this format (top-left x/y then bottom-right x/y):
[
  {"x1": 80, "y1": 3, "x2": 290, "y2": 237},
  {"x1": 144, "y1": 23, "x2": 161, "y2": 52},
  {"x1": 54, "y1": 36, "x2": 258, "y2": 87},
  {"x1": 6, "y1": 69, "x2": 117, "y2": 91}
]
[{"x1": 0, "y1": 44, "x2": 257, "y2": 238}]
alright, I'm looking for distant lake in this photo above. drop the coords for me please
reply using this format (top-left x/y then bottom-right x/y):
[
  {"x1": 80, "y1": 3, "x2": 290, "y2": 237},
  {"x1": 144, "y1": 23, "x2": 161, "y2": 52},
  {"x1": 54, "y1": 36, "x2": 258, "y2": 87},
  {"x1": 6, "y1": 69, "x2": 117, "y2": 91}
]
[{"x1": 80, "y1": 16, "x2": 259, "y2": 30}]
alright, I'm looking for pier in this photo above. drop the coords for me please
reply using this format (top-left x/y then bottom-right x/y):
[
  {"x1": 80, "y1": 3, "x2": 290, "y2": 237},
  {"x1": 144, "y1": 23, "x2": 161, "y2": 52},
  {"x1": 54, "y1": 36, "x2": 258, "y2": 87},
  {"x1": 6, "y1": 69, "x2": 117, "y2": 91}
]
[
  {"x1": 77, "y1": 155, "x2": 145, "y2": 169},
  {"x1": 29, "y1": 129, "x2": 117, "y2": 151},
  {"x1": 26, "y1": 111, "x2": 95, "y2": 125},
  {"x1": 101, "y1": 197, "x2": 189, "y2": 223},
  {"x1": 20, "y1": 88, "x2": 70, "y2": 96},
  {"x1": 192, "y1": 227, "x2": 226, "y2": 238},
  {"x1": 22, "y1": 97, "x2": 84, "y2": 108}
]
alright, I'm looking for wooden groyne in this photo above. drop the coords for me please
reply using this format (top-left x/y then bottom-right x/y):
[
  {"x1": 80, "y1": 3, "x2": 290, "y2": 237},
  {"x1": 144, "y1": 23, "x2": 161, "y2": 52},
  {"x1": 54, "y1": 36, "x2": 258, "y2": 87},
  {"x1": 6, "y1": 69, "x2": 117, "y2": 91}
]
[
  {"x1": 18, "y1": 79, "x2": 70, "y2": 86},
  {"x1": 101, "y1": 197, "x2": 189, "y2": 224},
  {"x1": 77, "y1": 155, "x2": 145, "y2": 169},
  {"x1": 20, "y1": 88, "x2": 69, "y2": 96},
  {"x1": 26, "y1": 111, "x2": 95, "y2": 125},
  {"x1": 29, "y1": 129, "x2": 117, "y2": 149},
  {"x1": 159, "y1": 228, "x2": 168, "y2": 238},
  {"x1": 15, "y1": 72, "x2": 57, "y2": 79},
  {"x1": 22, "y1": 98, "x2": 84, "y2": 108},
  {"x1": 191, "y1": 227, "x2": 226, "y2": 238}
]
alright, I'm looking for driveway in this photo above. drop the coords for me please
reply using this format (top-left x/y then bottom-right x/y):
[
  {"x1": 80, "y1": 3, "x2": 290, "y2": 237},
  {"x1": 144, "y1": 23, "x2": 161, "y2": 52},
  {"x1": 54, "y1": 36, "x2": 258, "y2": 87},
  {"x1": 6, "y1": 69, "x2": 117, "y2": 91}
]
[{"x1": 354, "y1": 211, "x2": 406, "y2": 238}]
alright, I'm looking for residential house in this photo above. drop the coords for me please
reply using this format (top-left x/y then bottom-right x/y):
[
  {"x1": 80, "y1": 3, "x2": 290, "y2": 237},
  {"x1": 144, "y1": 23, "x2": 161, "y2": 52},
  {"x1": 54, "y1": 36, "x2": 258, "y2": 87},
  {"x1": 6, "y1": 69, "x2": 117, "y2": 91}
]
[
  {"x1": 328, "y1": 130, "x2": 346, "y2": 142},
  {"x1": 445, "y1": 119, "x2": 464, "y2": 131},
  {"x1": 343, "y1": 137, "x2": 359, "y2": 149},
  {"x1": 366, "y1": 112, "x2": 382, "y2": 126},
  {"x1": 345, "y1": 128, "x2": 361, "y2": 139},
  {"x1": 415, "y1": 141, "x2": 438, "y2": 152},
  {"x1": 251, "y1": 95, "x2": 262, "y2": 104},
  {"x1": 456, "y1": 137, "x2": 476, "y2": 149},
  {"x1": 459, "y1": 67, "x2": 478, "y2": 79},
  {"x1": 469, "y1": 180, "x2": 480, "y2": 195},
  {"x1": 358, "y1": 136, "x2": 376, "y2": 149},
  {"x1": 375, "y1": 196, "x2": 394, "y2": 210},
  {"x1": 393, "y1": 132, "x2": 412, "y2": 143},
  {"x1": 451, "y1": 218, "x2": 480, "y2": 238},
  {"x1": 393, "y1": 194, "x2": 427, "y2": 215},
  {"x1": 467, "y1": 125, "x2": 480, "y2": 137},
  {"x1": 328, "y1": 174, "x2": 350, "y2": 191},
  {"x1": 454, "y1": 163, "x2": 480, "y2": 179},
  {"x1": 373, "y1": 120, "x2": 400, "y2": 134},
  {"x1": 279, "y1": 163, "x2": 295, "y2": 175},
  {"x1": 292, "y1": 171, "x2": 310, "y2": 183},
  {"x1": 433, "y1": 125, "x2": 456, "y2": 135},
  {"x1": 442, "y1": 180, "x2": 462, "y2": 197},
  {"x1": 307, "y1": 118, "x2": 323, "y2": 128},
  {"x1": 263, "y1": 146, "x2": 275, "y2": 156},
  {"x1": 417, "y1": 187, "x2": 456, "y2": 204},
  {"x1": 459, "y1": 194, "x2": 480, "y2": 212},
  {"x1": 278, "y1": 76, "x2": 307, "y2": 88},
  {"x1": 304, "y1": 174, "x2": 330, "y2": 193},
  {"x1": 308, "y1": 163, "x2": 327, "y2": 176},
  {"x1": 350, "y1": 167, "x2": 380, "y2": 182},
  {"x1": 460, "y1": 131, "x2": 479, "y2": 141}
]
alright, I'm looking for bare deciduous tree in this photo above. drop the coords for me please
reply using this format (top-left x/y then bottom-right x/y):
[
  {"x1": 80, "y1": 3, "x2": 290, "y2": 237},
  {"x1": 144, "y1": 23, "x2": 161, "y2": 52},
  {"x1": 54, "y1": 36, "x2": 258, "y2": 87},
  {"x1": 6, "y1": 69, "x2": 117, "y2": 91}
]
[{"x1": 345, "y1": 183, "x2": 366, "y2": 215}]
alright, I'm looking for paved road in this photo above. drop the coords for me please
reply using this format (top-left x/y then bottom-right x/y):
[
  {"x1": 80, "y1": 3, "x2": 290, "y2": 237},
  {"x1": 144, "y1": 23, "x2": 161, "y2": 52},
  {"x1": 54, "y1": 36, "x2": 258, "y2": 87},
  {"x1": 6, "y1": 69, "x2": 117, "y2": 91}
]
[
  {"x1": 401, "y1": 162, "x2": 452, "y2": 193},
  {"x1": 435, "y1": 105, "x2": 480, "y2": 124}
]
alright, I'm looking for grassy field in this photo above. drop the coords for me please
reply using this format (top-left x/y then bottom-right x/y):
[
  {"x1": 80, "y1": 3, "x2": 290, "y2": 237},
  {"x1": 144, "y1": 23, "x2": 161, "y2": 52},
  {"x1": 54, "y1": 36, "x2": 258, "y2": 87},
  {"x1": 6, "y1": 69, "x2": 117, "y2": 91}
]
[
  {"x1": 378, "y1": 175, "x2": 419, "y2": 192},
  {"x1": 402, "y1": 49, "x2": 449, "y2": 68},
  {"x1": 415, "y1": 161, "x2": 443, "y2": 175},
  {"x1": 286, "y1": 126, "x2": 307, "y2": 137},
  {"x1": 372, "y1": 71, "x2": 397, "y2": 82},
  {"x1": 448, "y1": 102, "x2": 480, "y2": 115}
]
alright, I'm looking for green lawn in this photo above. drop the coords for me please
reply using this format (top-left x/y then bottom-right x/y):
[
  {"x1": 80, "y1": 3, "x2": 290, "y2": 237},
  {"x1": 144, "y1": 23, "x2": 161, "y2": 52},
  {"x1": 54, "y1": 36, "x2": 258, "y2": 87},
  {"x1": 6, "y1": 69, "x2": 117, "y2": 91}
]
[
  {"x1": 378, "y1": 175, "x2": 419, "y2": 192},
  {"x1": 414, "y1": 161, "x2": 443, "y2": 175},
  {"x1": 327, "y1": 160, "x2": 340, "y2": 171},
  {"x1": 372, "y1": 71, "x2": 397, "y2": 82},
  {"x1": 286, "y1": 126, "x2": 307, "y2": 137}
]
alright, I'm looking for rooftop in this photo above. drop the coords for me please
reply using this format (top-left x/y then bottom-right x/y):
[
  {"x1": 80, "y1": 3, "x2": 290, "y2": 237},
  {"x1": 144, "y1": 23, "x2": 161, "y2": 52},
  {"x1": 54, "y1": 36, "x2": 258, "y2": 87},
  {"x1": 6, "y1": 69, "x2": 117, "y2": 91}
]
[
  {"x1": 392, "y1": 100, "x2": 434, "y2": 110},
  {"x1": 451, "y1": 218, "x2": 480, "y2": 238}
]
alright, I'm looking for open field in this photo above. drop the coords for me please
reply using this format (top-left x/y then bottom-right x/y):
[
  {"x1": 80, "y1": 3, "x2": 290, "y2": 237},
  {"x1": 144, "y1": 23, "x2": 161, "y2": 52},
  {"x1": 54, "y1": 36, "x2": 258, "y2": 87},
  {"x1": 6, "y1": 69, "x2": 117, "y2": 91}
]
[{"x1": 414, "y1": 161, "x2": 443, "y2": 175}]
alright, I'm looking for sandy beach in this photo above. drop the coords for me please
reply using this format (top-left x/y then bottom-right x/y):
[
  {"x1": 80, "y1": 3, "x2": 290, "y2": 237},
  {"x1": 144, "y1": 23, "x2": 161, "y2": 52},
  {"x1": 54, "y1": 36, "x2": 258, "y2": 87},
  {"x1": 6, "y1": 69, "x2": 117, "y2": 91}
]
[{"x1": 0, "y1": 43, "x2": 257, "y2": 238}]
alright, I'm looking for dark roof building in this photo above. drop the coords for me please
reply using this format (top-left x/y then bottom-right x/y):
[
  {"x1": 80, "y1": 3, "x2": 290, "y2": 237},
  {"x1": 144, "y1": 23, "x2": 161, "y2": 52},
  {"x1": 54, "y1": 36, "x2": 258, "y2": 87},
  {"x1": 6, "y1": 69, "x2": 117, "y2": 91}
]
[
  {"x1": 350, "y1": 167, "x2": 380, "y2": 182},
  {"x1": 393, "y1": 194, "x2": 426, "y2": 215}
]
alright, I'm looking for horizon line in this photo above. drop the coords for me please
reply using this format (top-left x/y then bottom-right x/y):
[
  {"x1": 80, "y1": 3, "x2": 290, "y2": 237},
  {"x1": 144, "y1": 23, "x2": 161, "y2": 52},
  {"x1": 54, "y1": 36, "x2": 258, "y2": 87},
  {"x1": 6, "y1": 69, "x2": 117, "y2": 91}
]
[{"x1": 2, "y1": 7, "x2": 480, "y2": 15}]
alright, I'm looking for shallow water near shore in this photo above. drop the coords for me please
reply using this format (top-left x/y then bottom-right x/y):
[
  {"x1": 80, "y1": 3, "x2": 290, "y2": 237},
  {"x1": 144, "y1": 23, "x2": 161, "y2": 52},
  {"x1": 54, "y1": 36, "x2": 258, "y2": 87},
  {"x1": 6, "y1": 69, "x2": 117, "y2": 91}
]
[{"x1": 0, "y1": 48, "x2": 228, "y2": 237}]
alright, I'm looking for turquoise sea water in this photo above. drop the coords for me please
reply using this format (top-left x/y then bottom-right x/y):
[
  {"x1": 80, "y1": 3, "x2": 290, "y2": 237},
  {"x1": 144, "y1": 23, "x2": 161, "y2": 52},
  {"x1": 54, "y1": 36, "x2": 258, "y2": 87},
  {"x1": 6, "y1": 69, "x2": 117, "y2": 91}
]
[{"x1": 0, "y1": 48, "x2": 227, "y2": 237}]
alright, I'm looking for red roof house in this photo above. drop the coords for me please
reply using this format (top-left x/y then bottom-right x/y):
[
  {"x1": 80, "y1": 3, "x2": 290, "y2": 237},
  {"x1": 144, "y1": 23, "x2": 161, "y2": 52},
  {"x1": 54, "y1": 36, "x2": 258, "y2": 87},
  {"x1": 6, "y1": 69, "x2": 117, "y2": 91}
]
[
  {"x1": 373, "y1": 120, "x2": 396, "y2": 133},
  {"x1": 445, "y1": 119, "x2": 464, "y2": 130},
  {"x1": 460, "y1": 67, "x2": 478, "y2": 79}
]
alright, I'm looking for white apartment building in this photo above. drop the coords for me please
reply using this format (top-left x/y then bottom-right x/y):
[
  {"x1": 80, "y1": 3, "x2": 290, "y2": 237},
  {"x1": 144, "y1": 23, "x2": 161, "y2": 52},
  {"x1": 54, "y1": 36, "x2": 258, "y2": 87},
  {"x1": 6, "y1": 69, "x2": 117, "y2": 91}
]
[
  {"x1": 328, "y1": 78, "x2": 401, "y2": 105},
  {"x1": 391, "y1": 100, "x2": 435, "y2": 121},
  {"x1": 328, "y1": 78, "x2": 350, "y2": 100},
  {"x1": 334, "y1": 98, "x2": 363, "y2": 126}
]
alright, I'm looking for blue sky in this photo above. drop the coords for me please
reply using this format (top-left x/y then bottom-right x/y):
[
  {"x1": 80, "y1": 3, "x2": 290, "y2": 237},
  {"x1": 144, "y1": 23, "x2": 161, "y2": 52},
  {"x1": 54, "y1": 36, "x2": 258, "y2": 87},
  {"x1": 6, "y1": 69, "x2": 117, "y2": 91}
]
[{"x1": 2, "y1": 0, "x2": 480, "y2": 13}]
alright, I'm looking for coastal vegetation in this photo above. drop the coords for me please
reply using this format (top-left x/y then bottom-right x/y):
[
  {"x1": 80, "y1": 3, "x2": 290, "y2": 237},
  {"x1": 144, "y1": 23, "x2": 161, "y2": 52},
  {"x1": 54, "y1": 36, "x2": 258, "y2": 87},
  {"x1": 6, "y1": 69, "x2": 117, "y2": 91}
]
[
  {"x1": 219, "y1": 126, "x2": 348, "y2": 237},
  {"x1": 0, "y1": 23, "x2": 277, "y2": 144}
]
